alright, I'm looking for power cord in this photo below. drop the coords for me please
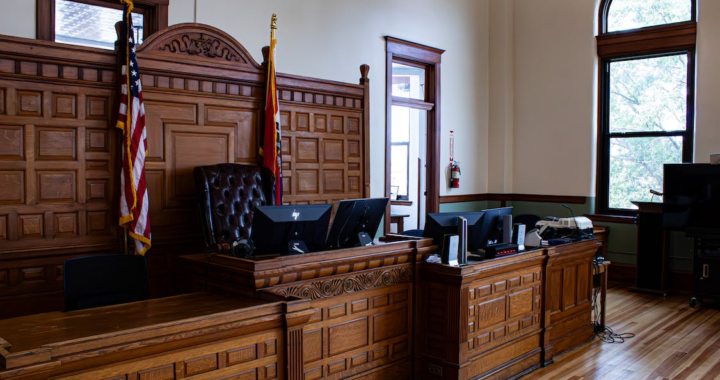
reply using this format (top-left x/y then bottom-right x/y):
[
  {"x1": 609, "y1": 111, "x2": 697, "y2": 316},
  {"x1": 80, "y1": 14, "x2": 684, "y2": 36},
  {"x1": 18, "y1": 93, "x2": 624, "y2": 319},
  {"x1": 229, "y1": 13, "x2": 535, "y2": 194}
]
[{"x1": 591, "y1": 286, "x2": 635, "y2": 343}]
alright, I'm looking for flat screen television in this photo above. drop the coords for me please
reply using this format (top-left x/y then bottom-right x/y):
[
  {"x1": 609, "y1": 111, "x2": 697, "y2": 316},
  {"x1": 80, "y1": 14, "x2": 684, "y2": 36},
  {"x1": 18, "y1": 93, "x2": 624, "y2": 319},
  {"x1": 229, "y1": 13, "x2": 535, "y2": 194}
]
[
  {"x1": 325, "y1": 198, "x2": 389, "y2": 249},
  {"x1": 663, "y1": 163, "x2": 720, "y2": 231},
  {"x1": 251, "y1": 205, "x2": 332, "y2": 255},
  {"x1": 424, "y1": 212, "x2": 486, "y2": 254}
]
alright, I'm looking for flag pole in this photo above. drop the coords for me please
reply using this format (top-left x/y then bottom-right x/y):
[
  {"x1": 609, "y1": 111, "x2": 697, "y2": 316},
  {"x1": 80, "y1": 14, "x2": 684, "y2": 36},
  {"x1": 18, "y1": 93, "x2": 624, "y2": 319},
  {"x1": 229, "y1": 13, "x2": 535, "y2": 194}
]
[{"x1": 271, "y1": 13, "x2": 277, "y2": 39}]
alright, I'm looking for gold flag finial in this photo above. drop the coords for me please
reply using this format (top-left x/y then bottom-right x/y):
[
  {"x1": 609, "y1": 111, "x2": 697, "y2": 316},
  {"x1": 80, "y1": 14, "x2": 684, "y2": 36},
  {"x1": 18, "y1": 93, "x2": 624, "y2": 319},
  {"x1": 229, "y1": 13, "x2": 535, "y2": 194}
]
[{"x1": 271, "y1": 14, "x2": 278, "y2": 30}]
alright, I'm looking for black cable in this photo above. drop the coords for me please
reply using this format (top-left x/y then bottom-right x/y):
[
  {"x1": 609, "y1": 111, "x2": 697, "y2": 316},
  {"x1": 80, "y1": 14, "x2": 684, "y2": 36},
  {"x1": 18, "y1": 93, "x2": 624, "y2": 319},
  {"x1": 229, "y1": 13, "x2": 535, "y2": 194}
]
[{"x1": 591, "y1": 285, "x2": 635, "y2": 343}]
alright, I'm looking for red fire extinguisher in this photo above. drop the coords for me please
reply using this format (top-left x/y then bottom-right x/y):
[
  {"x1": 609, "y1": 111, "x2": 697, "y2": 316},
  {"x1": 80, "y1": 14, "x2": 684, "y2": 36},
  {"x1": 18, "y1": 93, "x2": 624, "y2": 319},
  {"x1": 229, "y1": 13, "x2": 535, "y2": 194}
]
[{"x1": 450, "y1": 161, "x2": 461, "y2": 188}]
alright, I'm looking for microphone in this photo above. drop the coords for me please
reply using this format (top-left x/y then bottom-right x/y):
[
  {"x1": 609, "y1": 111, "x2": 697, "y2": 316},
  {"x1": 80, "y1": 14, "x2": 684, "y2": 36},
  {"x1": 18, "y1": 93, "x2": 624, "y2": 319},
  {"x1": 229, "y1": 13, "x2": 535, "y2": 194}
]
[{"x1": 562, "y1": 204, "x2": 582, "y2": 237}]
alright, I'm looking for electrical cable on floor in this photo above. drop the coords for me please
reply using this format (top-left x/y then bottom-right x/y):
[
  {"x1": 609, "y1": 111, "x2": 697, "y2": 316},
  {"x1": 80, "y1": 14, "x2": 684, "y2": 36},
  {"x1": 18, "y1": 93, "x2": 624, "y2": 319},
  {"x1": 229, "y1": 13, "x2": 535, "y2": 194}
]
[{"x1": 591, "y1": 286, "x2": 635, "y2": 343}]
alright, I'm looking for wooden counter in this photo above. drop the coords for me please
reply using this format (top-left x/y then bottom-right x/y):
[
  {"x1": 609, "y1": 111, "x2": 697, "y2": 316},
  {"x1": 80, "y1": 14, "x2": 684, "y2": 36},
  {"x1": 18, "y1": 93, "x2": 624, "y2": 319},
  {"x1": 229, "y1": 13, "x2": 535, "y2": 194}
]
[
  {"x1": 416, "y1": 239, "x2": 600, "y2": 380},
  {"x1": 0, "y1": 292, "x2": 313, "y2": 380},
  {"x1": 181, "y1": 238, "x2": 436, "y2": 380},
  {"x1": 1, "y1": 238, "x2": 600, "y2": 380}
]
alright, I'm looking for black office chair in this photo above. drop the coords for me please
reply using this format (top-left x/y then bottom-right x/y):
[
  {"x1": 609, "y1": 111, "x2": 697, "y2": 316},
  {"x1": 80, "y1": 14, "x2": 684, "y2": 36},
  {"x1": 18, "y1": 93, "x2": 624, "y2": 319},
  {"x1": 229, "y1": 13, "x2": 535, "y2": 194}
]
[
  {"x1": 514, "y1": 214, "x2": 541, "y2": 229},
  {"x1": 63, "y1": 255, "x2": 150, "y2": 312},
  {"x1": 399, "y1": 229, "x2": 424, "y2": 237}
]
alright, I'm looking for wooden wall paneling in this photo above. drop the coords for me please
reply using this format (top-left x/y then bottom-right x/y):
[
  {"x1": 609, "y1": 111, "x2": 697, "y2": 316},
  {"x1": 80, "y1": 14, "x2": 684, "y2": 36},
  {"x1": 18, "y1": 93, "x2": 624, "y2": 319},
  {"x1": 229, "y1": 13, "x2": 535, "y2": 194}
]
[
  {"x1": 0, "y1": 36, "x2": 119, "y2": 318},
  {"x1": 0, "y1": 23, "x2": 370, "y2": 318}
]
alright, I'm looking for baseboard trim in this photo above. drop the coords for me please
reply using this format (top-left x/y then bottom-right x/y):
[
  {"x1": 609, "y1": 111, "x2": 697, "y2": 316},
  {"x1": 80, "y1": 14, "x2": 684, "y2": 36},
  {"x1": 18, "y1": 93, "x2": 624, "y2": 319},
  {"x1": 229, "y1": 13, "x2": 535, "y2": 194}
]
[{"x1": 608, "y1": 262, "x2": 692, "y2": 292}]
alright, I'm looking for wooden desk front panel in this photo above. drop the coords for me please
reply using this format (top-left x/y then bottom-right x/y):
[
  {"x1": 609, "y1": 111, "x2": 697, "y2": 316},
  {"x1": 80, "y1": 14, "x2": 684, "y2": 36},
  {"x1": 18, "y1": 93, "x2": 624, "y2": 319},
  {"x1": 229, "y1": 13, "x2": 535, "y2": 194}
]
[
  {"x1": 419, "y1": 254, "x2": 544, "y2": 380},
  {"x1": 53, "y1": 330, "x2": 282, "y2": 380},
  {"x1": 542, "y1": 241, "x2": 598, "y2": 364},
  {"x1": 300, "y1": 283, "x2": 411, "y2": 380}
]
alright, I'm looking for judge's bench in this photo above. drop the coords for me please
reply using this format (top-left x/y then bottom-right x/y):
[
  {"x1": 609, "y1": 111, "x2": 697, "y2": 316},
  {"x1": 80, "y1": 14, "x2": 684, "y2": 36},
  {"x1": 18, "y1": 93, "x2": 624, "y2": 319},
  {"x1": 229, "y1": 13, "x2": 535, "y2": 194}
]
[{"x1": 0, "y1": 23, "x2": 601, "y2": 380}]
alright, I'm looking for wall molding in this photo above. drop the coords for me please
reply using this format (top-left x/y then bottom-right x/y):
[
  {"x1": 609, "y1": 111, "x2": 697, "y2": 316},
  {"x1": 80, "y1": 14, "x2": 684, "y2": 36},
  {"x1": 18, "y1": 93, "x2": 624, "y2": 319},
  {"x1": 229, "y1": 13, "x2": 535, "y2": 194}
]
[
  {"x1": 439, "y1": 193, "x2": 587, "y2": 205},
  {"x1": 608, "y1": 262, "x2": 692, "y2": 292}
]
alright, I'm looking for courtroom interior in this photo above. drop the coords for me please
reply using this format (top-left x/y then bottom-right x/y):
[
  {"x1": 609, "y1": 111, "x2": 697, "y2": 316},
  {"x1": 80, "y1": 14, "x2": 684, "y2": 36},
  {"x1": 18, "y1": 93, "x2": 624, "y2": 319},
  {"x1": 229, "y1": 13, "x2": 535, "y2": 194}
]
[{"x1": 1, "y1": 0, "x2": 719, "y2": 379}]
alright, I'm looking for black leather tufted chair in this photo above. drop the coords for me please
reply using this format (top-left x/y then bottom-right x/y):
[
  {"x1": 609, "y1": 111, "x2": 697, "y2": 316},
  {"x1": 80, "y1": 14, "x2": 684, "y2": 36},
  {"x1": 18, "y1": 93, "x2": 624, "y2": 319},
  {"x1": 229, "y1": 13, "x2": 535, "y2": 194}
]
[{"x1": 194, "y1": 164, "x2": 275, "y2": 252}]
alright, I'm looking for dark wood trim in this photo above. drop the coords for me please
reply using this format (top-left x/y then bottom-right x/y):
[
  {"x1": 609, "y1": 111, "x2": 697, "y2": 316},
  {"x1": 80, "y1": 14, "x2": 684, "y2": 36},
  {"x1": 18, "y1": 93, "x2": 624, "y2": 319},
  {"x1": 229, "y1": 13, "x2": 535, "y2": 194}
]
[
  {"x1": 392, "y1": 200, "x2": 413, "y2": 206},
  {"x1": 37, "y1": 0, "x2": 55, "y2": 41},
  {"x1": 37, "y1": 0, "x2": 168, "y2": 42},
  {"x1": 595, "y1": 2, "x2": 697, "y2": 216},
  {"x1": 439, "y1": 194, "x2": 490, "y2": 204},
  {"x1": 597, "y1": 22, "x2": 697, "y2": 58},
  {"x1": 503, "y1": 193, "x2": 586, "y2": 204},
  {"x1": 608, "y1": 262, "x2": 636, "y2": 284},
  {"x1": 385, "y1": 36, "x2": 444, "y2": 64},
  {"x1": 438, "y1": 193, "x2": 587, "y2": 205},
  {"x1": 608, "y1": 262, "x2": 692, "y2": 292},
  {"x1": 384, "y1": 37, "x2": 444, "y2": 234},
  {"x1": 360, "y1": 64, "x2": 371, "y2": 199},
  {"x1": 585, "y1": 214, "x2": 636, "y2": 224}
]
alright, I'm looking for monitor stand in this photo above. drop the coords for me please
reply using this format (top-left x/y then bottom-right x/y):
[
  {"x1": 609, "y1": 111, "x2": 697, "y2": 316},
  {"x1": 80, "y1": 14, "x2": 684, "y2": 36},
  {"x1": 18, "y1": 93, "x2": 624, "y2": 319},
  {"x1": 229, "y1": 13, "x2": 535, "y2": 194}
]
[
  {"x1": 358, "y1": 232, "x2": 373, "y2": 246},
  {"x1": 286, "y1": 240, "x2": 309, "y2": 255}
]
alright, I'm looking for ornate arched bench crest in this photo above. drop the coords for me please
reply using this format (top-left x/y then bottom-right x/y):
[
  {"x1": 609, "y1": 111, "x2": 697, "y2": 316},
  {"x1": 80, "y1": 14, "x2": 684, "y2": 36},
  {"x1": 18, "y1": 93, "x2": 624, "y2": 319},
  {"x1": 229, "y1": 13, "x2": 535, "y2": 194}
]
[{"x1": 138, "y1": 23, "x2": 262, "y2": 69}]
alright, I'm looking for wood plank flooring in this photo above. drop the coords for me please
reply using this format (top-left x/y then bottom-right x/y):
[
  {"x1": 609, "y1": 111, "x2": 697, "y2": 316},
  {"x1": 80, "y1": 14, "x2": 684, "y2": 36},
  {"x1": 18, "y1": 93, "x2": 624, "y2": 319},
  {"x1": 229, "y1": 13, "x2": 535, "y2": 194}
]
[{"x1": 521, "y1": 286, "x2": 720, "y2": 380}]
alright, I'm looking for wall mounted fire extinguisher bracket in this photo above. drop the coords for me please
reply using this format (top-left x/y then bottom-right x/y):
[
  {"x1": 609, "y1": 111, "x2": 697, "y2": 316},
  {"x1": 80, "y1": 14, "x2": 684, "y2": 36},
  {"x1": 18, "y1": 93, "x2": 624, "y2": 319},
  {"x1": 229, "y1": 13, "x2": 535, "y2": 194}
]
[{"x1": 449, "y1": 131, "x2": 460, "y2": 189}]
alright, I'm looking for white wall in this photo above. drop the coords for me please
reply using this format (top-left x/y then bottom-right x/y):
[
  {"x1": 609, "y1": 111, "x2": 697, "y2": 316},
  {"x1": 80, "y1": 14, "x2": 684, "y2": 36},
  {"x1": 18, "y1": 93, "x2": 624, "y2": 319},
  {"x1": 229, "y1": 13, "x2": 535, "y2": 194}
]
[
  {"x1": 2, "y1": 1, "x2": 717, "y2": 199},
  {"x1": 510, "y1": 0, "x2": 719, "y2": 197},
  {"x1": 488, "y1": 0, "x2": 514, "y2": 193},
  {"x1": 0, "y1": 0, "x2": 491, "y2": 200},
  {"x1": 512, "y1": 0, "x2": 599, "y2": 197},
  {"x1": 0, "y1": 0, "x2": 35, "y2": 38},
  {"x1": 182, "y1": 0, "x2": 491, "y2": 198}
]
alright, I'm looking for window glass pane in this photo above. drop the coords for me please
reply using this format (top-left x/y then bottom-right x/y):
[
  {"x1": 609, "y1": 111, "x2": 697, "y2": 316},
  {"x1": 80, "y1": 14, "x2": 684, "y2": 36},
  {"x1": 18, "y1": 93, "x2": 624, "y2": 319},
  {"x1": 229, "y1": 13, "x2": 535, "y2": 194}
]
[
  {"x1": 609, "y1": 136, "x2": 682, "y2": 209},
  {"x1": 391, "y1": 105, "x2": 411, "y2": 142},
  {"x1": 391, "y1": 144, "x2": 409, "y2": 196},
  {"x1": 392, "y1": 63, "x2": 425, "y2": 100},
  {"x1": 610, "y1": 54, "x2": 687, "y2": 133},
  {"x1": 56, "y1": 0, "x2": 144, "y2": 50},
  {"x1": 608, "y1": 0, "x2": 692, "y2": 32}
]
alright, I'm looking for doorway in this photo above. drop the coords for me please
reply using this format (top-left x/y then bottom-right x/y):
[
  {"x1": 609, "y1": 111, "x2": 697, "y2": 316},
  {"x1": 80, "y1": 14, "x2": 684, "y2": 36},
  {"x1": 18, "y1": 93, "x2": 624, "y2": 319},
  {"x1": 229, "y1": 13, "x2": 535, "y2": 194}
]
[{"x1": 385, "y1": 37, "x2": 444, "y2": 234}]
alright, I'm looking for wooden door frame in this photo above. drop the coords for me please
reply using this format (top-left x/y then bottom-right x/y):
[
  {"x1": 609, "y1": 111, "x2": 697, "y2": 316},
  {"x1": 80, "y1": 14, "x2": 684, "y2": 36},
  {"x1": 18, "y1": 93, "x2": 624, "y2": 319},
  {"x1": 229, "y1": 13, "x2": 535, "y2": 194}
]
[{"x1": 384, "y1": 36, "x2": 444, "y2": 234}]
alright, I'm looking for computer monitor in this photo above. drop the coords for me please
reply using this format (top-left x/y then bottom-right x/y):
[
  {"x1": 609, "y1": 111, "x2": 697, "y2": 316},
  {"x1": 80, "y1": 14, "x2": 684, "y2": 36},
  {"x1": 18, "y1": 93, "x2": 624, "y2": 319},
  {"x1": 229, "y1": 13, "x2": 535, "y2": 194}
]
[
  {"x1": 423, "y1": 212, "x2": 486, "y2": 254},
  {"x1": 663, "y1": 163, "x2": 720, "y2": 231},
  {"x1": 326, "y1": 198, "x2": 389, "y2": 249},
  {"x1": 477, "y1": 206, "x2": 513, "y2": 247},
  {"x1": 251, "y1": 205, "x2": 332, "y2": 256}
]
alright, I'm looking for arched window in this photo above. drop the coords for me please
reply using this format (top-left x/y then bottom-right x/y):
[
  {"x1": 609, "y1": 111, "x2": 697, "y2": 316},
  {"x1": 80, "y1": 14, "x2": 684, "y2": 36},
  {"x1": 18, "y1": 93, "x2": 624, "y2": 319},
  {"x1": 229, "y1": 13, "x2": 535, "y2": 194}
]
[
  {"x1": 601, "y1": 0, "x2": 695, "y2": 33},
  {"x1": 596, "y1": 0, "x2": 696, "y2": 215}
]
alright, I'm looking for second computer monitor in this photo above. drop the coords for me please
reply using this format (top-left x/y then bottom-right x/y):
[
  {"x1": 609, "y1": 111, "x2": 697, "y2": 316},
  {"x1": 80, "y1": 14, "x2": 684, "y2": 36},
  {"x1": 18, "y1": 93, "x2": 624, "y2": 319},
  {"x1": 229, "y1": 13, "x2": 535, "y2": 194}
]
[
  {"x1": 477, "y1": 206, "x2": 513, "y2": 247},
  {"x1": 325, "y1": 198, "x2": 389, "y2": 249},
  {"x1": 423, "y1": 212, "x2": 485, "y2": 253}
]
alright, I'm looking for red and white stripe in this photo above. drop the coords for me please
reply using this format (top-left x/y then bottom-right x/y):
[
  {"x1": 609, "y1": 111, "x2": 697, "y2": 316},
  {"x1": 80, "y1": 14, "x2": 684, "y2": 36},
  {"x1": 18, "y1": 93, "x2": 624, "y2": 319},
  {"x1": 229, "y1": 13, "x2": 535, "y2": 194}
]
[{"x1": 117, "y1": 56, "x2": 151, "y2": 255}]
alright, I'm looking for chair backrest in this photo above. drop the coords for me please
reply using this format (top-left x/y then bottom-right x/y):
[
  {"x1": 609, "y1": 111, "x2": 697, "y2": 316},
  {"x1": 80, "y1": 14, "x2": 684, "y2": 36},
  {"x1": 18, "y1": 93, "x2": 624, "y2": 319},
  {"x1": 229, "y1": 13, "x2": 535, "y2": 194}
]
[
  {"x1": 194, "y1": 163, "x2": 276, "y2": 250},
  {"x1": 399, "y1": 229, "x2": 425, "y2": 237},
  {"x1": 63, "y1": 255, "x2": 149, "y2": 312},
  {"x1": 514, "y1": 214, "x2": 541, "y2": 229}
]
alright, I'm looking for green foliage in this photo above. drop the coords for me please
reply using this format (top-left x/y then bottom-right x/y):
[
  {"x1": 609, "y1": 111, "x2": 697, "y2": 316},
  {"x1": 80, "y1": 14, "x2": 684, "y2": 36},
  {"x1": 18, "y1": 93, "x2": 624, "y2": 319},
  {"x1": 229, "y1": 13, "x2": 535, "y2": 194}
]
[
  {"x1": 608, "y1": 53, "x2": 687, "y2": 210},
  {"x1": 608, "y1": 0, "x2": 692, "y2": 32}
]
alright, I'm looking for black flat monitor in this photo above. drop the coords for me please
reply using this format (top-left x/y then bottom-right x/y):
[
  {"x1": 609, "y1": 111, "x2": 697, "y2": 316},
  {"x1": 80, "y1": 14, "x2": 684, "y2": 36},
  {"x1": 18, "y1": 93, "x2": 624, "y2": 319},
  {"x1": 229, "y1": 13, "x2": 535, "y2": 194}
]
[
  {"x1": 251, "y1": 205, "x2": 332, "y2": 256},
  {"x1": 423, "y1": 212, "x2": 485, "y2": 254},
  {"x1": 326, "y1": 198, "x2": 389, "y2": 249},
  {"x1": 477, "y1": 206, "x2": 513, "y2": 247},
  {"x1": 663, "y1": 163, "x2": 720, "y2": 231}
]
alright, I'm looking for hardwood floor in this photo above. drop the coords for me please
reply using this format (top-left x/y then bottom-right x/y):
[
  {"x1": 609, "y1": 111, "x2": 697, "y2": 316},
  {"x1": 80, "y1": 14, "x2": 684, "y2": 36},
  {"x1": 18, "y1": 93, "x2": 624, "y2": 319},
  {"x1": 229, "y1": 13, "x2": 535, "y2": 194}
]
[{"x1": 521, "y1": 285, "x2": 720, "y2": 380}]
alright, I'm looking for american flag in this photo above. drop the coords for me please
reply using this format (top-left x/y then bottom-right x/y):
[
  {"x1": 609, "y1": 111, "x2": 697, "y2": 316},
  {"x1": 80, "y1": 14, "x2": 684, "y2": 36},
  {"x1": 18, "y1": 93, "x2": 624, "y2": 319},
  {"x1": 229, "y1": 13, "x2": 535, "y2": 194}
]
[
  {"x1": 117, "y1": 0, "x2": 150, "y2": 255},
  {"x1": 261, "y1": 14, "x2": 283, "y2": 205}
]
